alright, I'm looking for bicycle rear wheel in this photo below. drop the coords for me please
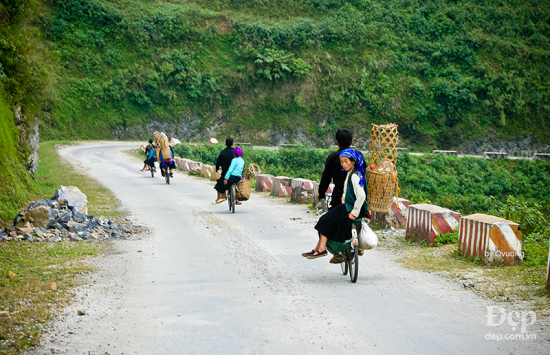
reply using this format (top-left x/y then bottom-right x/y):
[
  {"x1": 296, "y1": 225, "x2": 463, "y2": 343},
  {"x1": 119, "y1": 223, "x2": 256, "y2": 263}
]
[
  {"x1": 150, "y1": 167, "x2": 154, "y2": 178},
  {"x1": 230, "y1": 184, "x2": 236, "y2": 213},
  {"x1": 165, "y1": 170, "x2": 170, "y2": 184},
  {"x1": 341, "y1": 258, "x2": 348, "y2": 275}
]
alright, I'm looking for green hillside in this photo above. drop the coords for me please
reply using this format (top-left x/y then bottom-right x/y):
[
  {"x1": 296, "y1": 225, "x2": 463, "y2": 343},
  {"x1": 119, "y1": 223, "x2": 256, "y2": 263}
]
[{"x1": 39, "y1": 0, "x2": 550, "y2": 147}]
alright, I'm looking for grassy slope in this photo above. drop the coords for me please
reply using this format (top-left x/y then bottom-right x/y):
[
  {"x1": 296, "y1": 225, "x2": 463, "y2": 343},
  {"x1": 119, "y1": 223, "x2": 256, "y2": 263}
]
[
  {"x1": 0, "y1": 95, "x2": 35, "y2": 222},
  {"x1": 40, "y1": 0, "x2": 550, "y2": 148}
]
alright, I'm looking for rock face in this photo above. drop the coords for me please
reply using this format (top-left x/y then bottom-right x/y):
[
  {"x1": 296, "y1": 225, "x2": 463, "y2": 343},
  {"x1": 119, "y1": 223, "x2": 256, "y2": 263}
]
[
  {"x1": 13, "y1": 104, "x2": 40, "y2": 176},
  {"x1": 110, "y1": 115, "x2": 372, "y2": 149},
  {"x1": 459, "y1": 134, "x2": 550, "y2": 156}
]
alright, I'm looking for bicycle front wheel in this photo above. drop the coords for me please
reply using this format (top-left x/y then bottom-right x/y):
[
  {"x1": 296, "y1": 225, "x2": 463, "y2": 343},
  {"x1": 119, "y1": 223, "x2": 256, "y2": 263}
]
[{"x1": 348, "y1": 245, "x2": 359, "y2": 283}]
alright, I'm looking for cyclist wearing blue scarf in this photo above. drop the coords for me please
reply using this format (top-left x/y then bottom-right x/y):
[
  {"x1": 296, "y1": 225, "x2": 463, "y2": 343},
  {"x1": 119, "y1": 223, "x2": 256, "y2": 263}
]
[{"x1": 303, "y1": 148, "x2": 368, "y2": 261}]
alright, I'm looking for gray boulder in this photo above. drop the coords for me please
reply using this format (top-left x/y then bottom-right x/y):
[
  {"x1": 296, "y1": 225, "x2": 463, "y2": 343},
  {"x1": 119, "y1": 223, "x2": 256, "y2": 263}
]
[{"x1": 52, "y1": 186, "x2": 88, "y2": 214}]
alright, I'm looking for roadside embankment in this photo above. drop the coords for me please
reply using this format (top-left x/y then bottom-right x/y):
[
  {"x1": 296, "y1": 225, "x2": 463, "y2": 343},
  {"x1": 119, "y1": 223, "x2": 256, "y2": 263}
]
[{"x1": 0, "y1": 142, "x2": 145, "y2": 354}]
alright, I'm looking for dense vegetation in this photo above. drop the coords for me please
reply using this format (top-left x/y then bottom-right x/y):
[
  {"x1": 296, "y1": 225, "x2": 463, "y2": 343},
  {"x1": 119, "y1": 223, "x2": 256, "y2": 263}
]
[
  {"x1": 0, "y1": 0, "x2": 51, "y2": 221},
  {"x1": 39, "y1": 0, "x2": 550, "y2": 147}
]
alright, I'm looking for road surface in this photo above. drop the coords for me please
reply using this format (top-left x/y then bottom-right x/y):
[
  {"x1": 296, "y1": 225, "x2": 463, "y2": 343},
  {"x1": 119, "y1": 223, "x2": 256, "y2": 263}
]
[{"x1": 29, "y1": 142, "x2": 547, "y2": 354}]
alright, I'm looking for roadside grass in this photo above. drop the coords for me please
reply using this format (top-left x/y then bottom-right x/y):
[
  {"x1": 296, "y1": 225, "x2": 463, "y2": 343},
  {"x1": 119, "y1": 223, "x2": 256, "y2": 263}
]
[
  {"x1": 32, "y1": 141, "x2": 121, "y2": 217},
  {"x1": 0, "y1": 242, "x2": 97, "y2": 353},
  {"x1": 0, "y1": 141, "x2": 120, "y2": 353},
  {"x1": 381, "y1": 236, "x2": 549, "y2": 317}
]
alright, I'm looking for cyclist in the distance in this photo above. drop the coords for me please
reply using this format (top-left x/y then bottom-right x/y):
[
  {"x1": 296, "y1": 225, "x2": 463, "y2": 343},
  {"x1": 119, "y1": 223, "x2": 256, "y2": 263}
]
[
  {"x1": 212, "y1": 138, "x2": 235, "y2": 205},
  {"x1": 223, "y1": 146, "x2": 244, "y2": 205}
]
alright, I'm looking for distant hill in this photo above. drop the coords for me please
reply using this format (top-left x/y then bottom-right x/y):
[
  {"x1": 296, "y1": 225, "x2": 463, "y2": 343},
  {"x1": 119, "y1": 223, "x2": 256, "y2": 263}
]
[{"x1": 38, "y1": 0, "x2": 550, "y2": 149}]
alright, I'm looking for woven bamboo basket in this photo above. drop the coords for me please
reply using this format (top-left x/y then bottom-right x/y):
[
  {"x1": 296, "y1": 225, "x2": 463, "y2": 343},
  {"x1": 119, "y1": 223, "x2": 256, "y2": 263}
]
[{"x1": 366, "y1": 124, "x2": 399, "y2": 213}]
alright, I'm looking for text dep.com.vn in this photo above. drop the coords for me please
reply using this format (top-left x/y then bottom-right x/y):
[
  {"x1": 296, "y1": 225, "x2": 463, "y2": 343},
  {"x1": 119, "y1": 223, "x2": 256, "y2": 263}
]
[{"x1": 485, "y1": 306, "x2": 537, "y2": 341}]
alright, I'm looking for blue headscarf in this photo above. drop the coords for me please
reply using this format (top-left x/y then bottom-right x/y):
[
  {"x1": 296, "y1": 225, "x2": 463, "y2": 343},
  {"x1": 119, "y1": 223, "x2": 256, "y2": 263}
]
[{"x1": 339, "y1": 148, "x2": 366, "y2": 187}]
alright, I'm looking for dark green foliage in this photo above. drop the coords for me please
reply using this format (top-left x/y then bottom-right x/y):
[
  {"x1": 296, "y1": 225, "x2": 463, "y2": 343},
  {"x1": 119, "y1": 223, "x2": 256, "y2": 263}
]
[
  {"x1": 432, "y1": 228, "x2": 459, "y2": 247},
  {"x1": 174, "y1": 143, "x2": 332, "y2": 181},
  {"x1": 397, "y1": 152, "x2": 550, "y2": 215},
  {"x1": 36, "y1": 0, "x2": 550, "y2": 146}
]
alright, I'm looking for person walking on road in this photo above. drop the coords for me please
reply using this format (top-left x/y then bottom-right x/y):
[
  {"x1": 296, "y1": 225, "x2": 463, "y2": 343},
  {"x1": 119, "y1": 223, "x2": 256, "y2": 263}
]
[
  {"x1": 212, "y1": 138, "x2": 235, "y2": 205},
  {"x1": 318, "y1": 128, "x2": 362, "y2": 209}
]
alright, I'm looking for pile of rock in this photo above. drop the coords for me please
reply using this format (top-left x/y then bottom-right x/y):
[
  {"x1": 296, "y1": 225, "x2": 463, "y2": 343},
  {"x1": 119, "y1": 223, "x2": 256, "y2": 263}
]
[{"x1": 0, "y1": 186, "x2": 143, "y2": 243}]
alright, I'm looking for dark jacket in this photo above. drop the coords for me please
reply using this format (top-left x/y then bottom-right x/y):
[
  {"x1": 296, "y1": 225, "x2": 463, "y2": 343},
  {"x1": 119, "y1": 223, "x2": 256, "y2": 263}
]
[
  {"x1": 215, "y1": 147, "x2": 234, "y2": 180},
  {"x1": 318, "y1": 147, "x2": 364, "y2": 208}
]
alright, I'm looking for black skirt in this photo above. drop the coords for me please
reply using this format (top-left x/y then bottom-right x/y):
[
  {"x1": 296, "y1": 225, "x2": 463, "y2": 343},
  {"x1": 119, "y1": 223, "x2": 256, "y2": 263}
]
[
  {"x1": 214, "y1": 175, "x2": 240, "y2": 193},
  {"x1": 314, "y1": 204, "x2": 352, "y2": 243},
  {"x1": 144, "y1": 157, "x2": 156, "y2": 167}
]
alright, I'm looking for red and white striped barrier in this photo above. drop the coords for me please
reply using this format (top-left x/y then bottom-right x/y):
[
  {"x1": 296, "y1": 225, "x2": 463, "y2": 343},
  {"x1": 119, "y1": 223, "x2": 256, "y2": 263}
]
[
  {"x1": 255, "y1": 174, "x2": 274, "y2": 192},
  {"x1": 189, "y1": 161, "x2": 202, "y2": 175},
  {"x1": 201, "y1": 164, "x2": 214, "y2": 179},
  {"x1": 177, "y1": 159, "x2": 194, "y2": 171},
  {"x1": 406, "y1": 204, "x2": 461, "y2": 244},
  {"x1": 290, "y1": 179, "x2": 316, "y2": 203},
  {"x1": 459, "y1": 214, "x2": 523, "y2": 266},
  {"x1": 312, "y1": 183, "x2": 334, "y2": 207},
  {"x1": 271, "y1": 176, "x2": 292, "y2": 197},
  {"x1": 388, "y1": 197, "x2": 411, "y2": 229}
]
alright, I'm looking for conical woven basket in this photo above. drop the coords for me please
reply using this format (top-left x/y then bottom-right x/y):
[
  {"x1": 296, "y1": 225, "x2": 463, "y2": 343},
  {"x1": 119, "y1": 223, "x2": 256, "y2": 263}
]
[{"x1": 366, "y1": 124, "x2": 399, "y2": 213}]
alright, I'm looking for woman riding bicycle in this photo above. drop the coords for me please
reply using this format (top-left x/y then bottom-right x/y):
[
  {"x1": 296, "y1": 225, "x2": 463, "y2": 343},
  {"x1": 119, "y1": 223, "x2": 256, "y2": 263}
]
[
  {"x1": 303, "y1": 148, "x2": 368, "y2": 262},
  {"x1": 140, "y1": 139, "x2": 156, "y2": 172},
  {"x1": 223, "y1": 146, "x2": 244, "y2": 205}
]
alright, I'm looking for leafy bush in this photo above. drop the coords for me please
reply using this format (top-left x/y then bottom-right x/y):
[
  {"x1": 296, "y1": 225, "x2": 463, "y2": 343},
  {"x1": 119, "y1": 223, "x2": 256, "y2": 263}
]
[
  {"x1": 254, "y1": 48, "x2": 311, "y2": 81},
  {"x1": 432, "y1": 228, "x2": 458, "y2": 247}
]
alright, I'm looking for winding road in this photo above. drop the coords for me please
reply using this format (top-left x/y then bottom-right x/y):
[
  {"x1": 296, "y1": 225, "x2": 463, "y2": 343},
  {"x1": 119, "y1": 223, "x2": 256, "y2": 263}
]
[{"x1": 29, "y1": 142, "x2": 547, "y2": 354}]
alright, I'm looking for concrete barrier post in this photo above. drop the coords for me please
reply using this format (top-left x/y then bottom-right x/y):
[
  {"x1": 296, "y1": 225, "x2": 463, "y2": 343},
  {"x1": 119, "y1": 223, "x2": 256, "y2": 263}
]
[
  {"x1": 546, "y1": 240, "x2": 550, "y2": 289},
  {"x1": 458, "y1": 214, "x2": 523, "y2": 266},
  {"x1": 189, "y1": 161, "x2": 202, "y2": 175},
  {"x1": 201, "y1": 164, "x2": 214, "y2": 179},
  {"x1": 271, "y1": 176, "x2": 292, "y2": 197},
  {"x1": 388, "y1": 197, "x2": 411, "y2": 229},
  {"x1": 290, "y1": 179, "x2": 316, "y2": 203},
  {"x1": 406, "y1": 204, "x2": 461, "y2": 244},
  {"x1": 255, "y1": 174, "x2": 274, "y2": 192}
]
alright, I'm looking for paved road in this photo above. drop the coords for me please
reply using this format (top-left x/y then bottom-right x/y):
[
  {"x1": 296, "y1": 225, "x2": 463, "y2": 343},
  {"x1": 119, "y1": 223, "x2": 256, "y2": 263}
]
[{"x1": 30, "y1": 142, "x2": 546, "y2": 354}]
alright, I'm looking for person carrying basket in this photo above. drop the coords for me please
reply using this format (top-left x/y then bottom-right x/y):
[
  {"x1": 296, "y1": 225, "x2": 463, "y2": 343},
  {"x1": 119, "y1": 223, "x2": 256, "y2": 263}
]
[{"x1": 303, "y1": 149, "x2": 368, "y2": 262}]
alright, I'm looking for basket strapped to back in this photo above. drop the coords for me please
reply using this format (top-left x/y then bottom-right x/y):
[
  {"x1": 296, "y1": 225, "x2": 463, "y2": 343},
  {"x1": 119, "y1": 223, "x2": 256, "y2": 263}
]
[{"x1": 365, "y1": 124, "x2": 400, "y2": 213}]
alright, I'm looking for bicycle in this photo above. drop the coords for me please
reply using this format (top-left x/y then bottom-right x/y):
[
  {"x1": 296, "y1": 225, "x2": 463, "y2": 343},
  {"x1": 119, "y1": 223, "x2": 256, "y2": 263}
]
[{"x1": 318, "y1": 193, "x2": 360, "y2": 283}]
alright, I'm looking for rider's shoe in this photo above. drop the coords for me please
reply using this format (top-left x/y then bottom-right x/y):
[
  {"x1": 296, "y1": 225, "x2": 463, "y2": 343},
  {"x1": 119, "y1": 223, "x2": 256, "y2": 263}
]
[
  {"x1": 329, "y1": 255, "x2": 346, "y2": 264},
  {"x1": 236, "y1": 201, "x2": 242, "y2": 205},
  {"x1": 302, "y1": 250, "x2": 315, "y2": 257},
  {"x1": 306, "y1": 250, "x2": 327, "y2": 259},
  {"x1": 211, "y1": 198, "x2": 225, "y2": 205}
]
